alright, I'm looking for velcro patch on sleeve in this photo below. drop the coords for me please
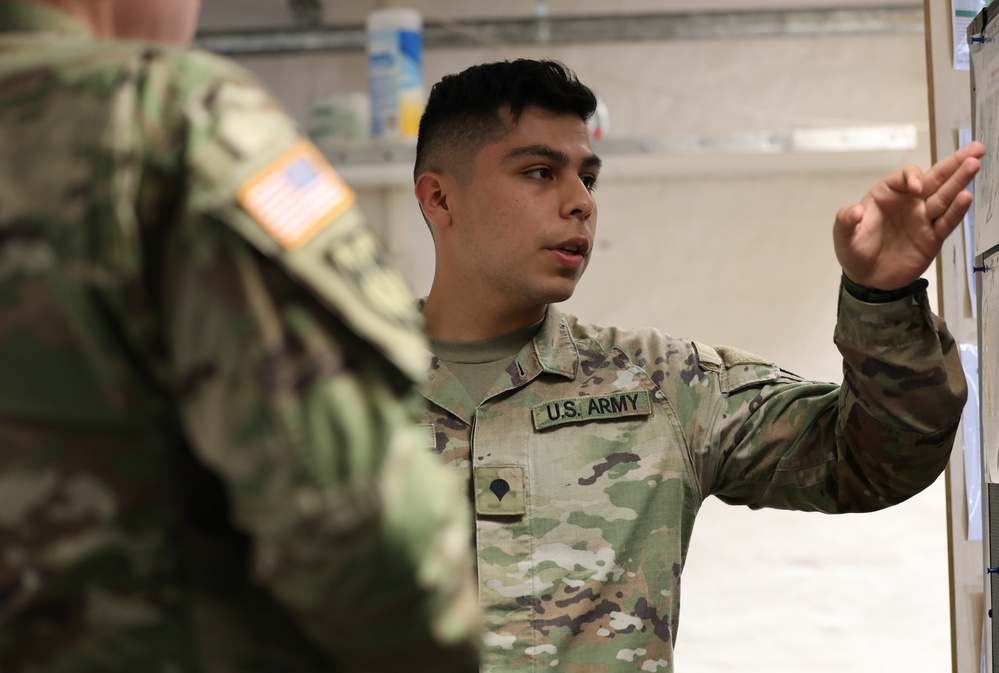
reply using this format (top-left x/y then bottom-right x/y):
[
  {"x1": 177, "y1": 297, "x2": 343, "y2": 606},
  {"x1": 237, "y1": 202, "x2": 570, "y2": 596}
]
[
  {"x1": 237, "y1": 141, "x2": 355, "y2": 250},
  {"x1": 532, "y1": 391, "x2": 652, "y2": 430},
  {"x1": 714, "y1": 345, "x2": 780, "y2": 393},
  {"x1": 715, "y1": 345, "x2": 774, "y2": 367}
]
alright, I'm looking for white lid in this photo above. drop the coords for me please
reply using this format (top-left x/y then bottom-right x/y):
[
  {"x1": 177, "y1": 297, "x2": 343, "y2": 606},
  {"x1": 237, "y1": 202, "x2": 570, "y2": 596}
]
[{"x1": 366, "y1": 8, "x2": 422, "y2": 31}]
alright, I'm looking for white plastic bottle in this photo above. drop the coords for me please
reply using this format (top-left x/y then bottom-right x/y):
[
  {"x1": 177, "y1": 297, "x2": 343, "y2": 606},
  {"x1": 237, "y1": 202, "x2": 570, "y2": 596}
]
[{"x1": 366, "y1": 8, "x2": 423, "y2": 142}]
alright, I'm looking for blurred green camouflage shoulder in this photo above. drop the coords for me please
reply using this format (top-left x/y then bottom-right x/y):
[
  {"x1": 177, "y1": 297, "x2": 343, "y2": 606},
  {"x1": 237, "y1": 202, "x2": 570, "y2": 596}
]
[
  {"x1": 0, "y1": 8, "x2": 425, "y2": 381},
  {"x1": 0, "y1": 7, "x2": 477, "y2": 672},
  {"x1": 168, "y1": 45, "x2": 428, "y2": 381}
]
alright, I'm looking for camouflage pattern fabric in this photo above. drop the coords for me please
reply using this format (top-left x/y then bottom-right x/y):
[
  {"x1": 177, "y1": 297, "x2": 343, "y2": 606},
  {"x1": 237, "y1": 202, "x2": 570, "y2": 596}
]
[
  {"x1": 0, "y1": 3, "x2": 479, "y2": 672},
  {"x1": 419, "y1": 285, "x2": 965, "y2": 672}
]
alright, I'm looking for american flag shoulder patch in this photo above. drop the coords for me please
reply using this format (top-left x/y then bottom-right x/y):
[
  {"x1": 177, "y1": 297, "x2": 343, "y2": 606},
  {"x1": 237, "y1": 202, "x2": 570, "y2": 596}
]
[{"x1": 238, "y1": 141, "x2": 355, "y2": 250}]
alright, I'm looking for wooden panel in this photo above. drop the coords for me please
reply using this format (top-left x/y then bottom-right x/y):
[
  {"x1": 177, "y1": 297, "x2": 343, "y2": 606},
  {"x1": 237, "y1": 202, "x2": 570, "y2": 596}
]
[{"x1": 924, "y1": 2, "x2": 984, "y2": 671}]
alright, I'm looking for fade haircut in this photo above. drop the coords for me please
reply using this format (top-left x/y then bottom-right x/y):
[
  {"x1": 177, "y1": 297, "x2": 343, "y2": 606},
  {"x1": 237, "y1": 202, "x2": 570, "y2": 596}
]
[{"x1": 414, "y1": 59, "x2": 598, "y2": 182}]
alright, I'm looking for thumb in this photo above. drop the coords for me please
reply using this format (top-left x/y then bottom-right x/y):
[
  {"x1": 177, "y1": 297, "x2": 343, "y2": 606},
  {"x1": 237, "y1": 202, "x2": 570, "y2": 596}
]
[{"x1": 833, "y1": 204, "x2": 863, "y2": 237}]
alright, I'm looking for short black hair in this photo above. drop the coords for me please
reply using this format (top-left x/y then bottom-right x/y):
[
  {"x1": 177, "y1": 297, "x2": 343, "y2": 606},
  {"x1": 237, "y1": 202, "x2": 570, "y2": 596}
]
[{"x1": 414, "y1": 59, "x2": 598, "y2": 182}]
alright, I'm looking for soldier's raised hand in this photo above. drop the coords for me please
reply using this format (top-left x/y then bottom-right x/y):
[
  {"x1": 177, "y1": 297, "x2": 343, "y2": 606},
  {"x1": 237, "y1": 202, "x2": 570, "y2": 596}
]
[{"x1": 833, "y1": 141, "x2": 985, "y2": 291}]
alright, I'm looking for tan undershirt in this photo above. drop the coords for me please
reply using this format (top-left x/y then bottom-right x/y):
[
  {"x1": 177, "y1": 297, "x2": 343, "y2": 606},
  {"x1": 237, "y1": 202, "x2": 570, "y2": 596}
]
[{"x1": 429, "y1": 320, "x2": 542, "y2": 406}]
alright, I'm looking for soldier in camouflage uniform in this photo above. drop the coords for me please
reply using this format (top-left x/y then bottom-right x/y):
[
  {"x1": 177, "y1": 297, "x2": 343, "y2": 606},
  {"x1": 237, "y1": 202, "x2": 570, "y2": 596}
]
[
  {"x1": 411, "y1": 59, "x2": 984, "y2": 672},
  {"x1": 0, "y1": 1, "x2": 480, "y2": 671}
]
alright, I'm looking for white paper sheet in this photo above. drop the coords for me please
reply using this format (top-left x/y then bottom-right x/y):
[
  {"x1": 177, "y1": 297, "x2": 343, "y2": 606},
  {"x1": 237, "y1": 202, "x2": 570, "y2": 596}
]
[
  {"x1": 970, "y1": 36, "x2": 999, "y2": 256},
  {"x1": 980, "y1": 257, "x2": 999, "y2": 482},
  {"x1": 960, "y1": 342, "x2": 983, "y2": 540}
]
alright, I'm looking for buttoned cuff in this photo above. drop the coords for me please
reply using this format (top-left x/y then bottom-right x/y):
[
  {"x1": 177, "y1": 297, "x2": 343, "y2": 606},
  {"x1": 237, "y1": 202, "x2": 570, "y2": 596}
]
[
  {"x1": 840, "y1": 274, "x2": 928, "y2": 303},
  {"x1": 836, "y1": 275, "x2": 936, "y2": 348}
]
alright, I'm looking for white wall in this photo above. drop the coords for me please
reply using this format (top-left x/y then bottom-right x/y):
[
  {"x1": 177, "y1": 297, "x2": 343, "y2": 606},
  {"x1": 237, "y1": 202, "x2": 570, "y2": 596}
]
[{"x1": 226, "y1": 5, "x2": 952, "y2": 671}]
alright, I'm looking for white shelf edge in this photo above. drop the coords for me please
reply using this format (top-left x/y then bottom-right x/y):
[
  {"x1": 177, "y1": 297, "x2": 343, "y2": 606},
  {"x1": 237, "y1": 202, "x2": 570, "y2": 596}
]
[{"x1": 325, "y1": 125, "x2": 921, "y2": 188}]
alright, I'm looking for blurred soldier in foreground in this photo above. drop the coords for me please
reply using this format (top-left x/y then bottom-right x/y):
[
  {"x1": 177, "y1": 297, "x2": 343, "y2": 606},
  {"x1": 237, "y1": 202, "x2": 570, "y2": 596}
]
[{"x1": 0, "y1": 1, "x2": 479, "y2": 671}]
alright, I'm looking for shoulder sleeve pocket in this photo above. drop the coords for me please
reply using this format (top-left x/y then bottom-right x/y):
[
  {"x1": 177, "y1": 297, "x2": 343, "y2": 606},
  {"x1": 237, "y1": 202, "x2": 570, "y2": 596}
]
[{"x1": 714, "y1": 345, "x2": 782, "y2": 394}]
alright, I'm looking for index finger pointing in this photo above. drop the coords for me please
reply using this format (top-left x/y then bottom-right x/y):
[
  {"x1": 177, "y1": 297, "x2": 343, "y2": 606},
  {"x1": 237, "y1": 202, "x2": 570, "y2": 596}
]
[
  {"x1": 921, "y1": 141, "x2": 987, "y2": 197},
  {"x1": 925, "y1": 155, "x2": 982, "y2": 221}
]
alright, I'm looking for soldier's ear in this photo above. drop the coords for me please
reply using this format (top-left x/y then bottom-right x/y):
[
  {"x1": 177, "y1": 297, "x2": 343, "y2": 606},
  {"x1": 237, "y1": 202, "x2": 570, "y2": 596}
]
[{"x1": 414, "y1": 172, "x2": 453, "y2": 229}]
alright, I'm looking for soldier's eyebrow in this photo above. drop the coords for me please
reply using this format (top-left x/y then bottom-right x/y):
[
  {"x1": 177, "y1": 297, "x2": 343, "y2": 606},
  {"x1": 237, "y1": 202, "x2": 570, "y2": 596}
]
[{"x1": 504, "y1": 144, "x2": 602, "y2": 171}]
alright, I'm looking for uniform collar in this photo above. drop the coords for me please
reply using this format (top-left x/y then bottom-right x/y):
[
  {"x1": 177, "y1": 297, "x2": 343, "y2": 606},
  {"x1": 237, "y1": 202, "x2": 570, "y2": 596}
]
[
  {"x1": 416, "y1": 300, "x2": 580, "y2": 424},
  {"x1": 413, "y1": 298, "x2": 579, "y2": 380},
  {"x1": 0, "y1": 2, "x2": 93, "y2": 37},
  {"x1": 531, "y1": 304, "x2": 579, "y2": 380}
]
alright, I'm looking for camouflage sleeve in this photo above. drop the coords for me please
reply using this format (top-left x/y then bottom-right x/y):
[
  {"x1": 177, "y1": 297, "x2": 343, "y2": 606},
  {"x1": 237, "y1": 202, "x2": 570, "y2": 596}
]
[
  {"x1": 684, "y1": 281, "x2": 965, "y2": 512},
  {"x1": 155, "y1": 52, "x2": 479, "y2": 670}
]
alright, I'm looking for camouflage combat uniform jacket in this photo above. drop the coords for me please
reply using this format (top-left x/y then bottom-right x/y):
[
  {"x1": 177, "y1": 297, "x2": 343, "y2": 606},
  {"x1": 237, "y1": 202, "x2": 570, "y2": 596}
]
[
  {"x1": 420, "y1": 283, "x2": 965, "y2": 672},
  {"x1": 0, "y1": 4, "x2": 477, "y2": 672}
]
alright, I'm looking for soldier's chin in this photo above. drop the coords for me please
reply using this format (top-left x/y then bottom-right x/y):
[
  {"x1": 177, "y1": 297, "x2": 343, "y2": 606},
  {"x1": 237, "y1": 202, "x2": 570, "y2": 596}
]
[{"x1": 543, "y1": 285, "x2": 580, "y2": 305}]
